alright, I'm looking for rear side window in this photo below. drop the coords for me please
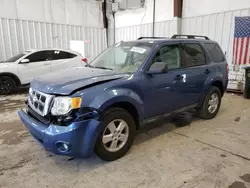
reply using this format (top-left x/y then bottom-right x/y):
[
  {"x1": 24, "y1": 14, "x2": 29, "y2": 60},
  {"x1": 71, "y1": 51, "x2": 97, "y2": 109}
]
[
  {"x1": 27, "y1": 51, "x2": 51, "y2": 62},
  {"x1": 204, "y1": 43, "x2": 225, "y2": 62},
  {"x1": 182, "y1": 44, "x2": 206, "y2": 67},
  {"x1": 52, "y1": 51, "x2": 76, "y2": 60}
]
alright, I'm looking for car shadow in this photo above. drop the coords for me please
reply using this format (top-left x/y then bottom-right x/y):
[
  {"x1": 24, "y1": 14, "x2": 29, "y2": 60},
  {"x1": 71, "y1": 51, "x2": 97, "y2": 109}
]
[
  {"x1": 134, "y1": 111, "x2": 197, "y2": 146},
  {"x1": 0, "y1": 86, "x2": 29, "y2": 96},
  {"x1": 12, "y1": 87, "x2": 29, "y2": 94},
  {"x1": 50, "y1": 111, "x2": 200, "y2": 171}
]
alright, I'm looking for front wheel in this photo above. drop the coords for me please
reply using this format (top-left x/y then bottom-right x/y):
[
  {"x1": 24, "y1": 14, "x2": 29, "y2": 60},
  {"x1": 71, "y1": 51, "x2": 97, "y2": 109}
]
[
  {"x1": 0, "y1": 76, "x2": 16, "y2": 95},
  {"x1": 95, "y1": 108, "x2": 136, "y2": 161},
  {"x1": 198, "y1": 86, "x2": 222, "y2": 119}
]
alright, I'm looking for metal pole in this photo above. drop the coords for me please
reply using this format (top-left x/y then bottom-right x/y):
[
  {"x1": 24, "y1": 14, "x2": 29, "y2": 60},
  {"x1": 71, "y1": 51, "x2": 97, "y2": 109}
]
[{"x1": 152, "y1": 0, "x2": 156, "y2": 37}]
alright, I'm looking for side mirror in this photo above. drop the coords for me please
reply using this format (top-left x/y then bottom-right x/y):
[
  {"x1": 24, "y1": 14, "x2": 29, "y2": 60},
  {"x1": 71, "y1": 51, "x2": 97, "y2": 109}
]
[
  {"x1": 146, "y1": 62, "x2": 168, "y2": 74},
  {"x1": 20, "y1": 59, "x2": 30, "y2": 64}
]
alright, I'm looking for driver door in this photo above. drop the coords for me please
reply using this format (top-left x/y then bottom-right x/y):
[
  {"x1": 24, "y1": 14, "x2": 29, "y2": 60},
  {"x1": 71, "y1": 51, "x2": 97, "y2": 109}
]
[
  {"x1": 142, "y1": 43, "x2": 186, "y2": 118},
  {"x1": 18, "y1": 50, "x2": 51, "y2": 84}
]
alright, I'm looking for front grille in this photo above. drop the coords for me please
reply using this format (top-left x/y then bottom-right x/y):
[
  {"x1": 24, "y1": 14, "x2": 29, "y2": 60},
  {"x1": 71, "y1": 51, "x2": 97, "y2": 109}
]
[
  {"x1": 28, "y1": 88, "x2": 54, "y2": 117},
  {"x1": 27, "y1": 106, "x2": 51, "y2": 125}
]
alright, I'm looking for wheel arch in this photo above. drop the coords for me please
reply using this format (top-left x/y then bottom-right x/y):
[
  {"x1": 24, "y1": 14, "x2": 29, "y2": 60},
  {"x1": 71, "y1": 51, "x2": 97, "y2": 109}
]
[
  {"x1": 211, "y1": 80, "x2": 224, "y2": 96},
  {"x1": 199, "y1": 77, "x2": 224, "y2": 105},
  {"x1": 0, "y1": 72, "x2": 21, "y2": 86},
  {"x1": 89, "y1": 89, "x2": 144, "y2": 129},
  {"x1": 104, "y1": 101, "x2": 140, "y2": 130}
]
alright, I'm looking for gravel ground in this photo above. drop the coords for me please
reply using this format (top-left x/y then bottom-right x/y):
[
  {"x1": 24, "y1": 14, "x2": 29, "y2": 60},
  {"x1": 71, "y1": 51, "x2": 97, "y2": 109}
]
[{"x1": 0, "y1": 93, "x2": 250, "y2": 188}]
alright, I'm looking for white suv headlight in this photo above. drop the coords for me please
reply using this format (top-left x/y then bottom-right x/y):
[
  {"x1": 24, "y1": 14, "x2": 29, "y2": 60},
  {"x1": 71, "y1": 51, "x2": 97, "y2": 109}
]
[{"x1": 51, "y1": 97, "x2": 82, "y2": 116}]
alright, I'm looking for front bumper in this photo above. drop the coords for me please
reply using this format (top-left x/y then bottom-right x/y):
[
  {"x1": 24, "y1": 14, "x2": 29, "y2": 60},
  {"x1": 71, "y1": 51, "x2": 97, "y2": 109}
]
[{"x1": 18, "y1": 110, "x2": 103, "y2": 158}]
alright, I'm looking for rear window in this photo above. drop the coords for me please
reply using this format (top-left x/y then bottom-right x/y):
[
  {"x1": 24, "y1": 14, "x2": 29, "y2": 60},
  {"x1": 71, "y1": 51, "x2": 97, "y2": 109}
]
[
  {"x1": 52, "y1": 51, "x2": 76, "y2": 60},
  {"x1": 182, "y1": 44, "x2": 206, "y2": 67},
  {"x1": 204, "y1": 43, "x2": 225, "y2": 63}
]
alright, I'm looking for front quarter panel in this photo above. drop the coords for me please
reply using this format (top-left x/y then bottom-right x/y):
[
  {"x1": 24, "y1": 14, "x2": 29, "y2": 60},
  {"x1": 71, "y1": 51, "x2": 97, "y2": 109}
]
[
  {"x1": 0, "y1": 63, "x2": 18, "y2": 75},
  {"x1": 88, "y1": 88, "x2": 144, "y2": 122}
]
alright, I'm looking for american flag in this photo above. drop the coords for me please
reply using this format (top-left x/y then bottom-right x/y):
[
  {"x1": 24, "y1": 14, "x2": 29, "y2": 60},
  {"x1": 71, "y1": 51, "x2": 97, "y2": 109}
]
[{"x1": 233, "y1": 16, "x2": 250, "y2": 65}]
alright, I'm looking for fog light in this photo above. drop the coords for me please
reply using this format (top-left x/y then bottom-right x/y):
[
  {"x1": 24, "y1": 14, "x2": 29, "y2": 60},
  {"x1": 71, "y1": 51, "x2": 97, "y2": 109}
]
[{"x1": 56, "y1": 142, "x2": 71, "y2": 152}]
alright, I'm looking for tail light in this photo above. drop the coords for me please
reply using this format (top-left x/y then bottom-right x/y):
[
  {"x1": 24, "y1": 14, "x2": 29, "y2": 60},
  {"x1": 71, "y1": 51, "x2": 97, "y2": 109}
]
[
  {"x1": 226, "y1": 64, "x2": 229, "y2": 79},
  {"x1": 82, "y1": 58, "x2": 88, "y2": 63}
]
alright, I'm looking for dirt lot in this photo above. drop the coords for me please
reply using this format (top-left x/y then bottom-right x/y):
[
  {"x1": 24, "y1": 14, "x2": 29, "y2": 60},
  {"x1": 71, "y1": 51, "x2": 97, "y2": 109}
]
[{"x1": 0, "y1": 93, "x2": 250, "y2": 188}]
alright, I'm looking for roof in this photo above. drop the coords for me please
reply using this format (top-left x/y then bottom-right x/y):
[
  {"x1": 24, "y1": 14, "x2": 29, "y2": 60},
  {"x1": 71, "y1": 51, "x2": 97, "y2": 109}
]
[
  {"x1": 123, "y1": 35, "x2": 218, "y2": 44},
  {"x1": 121, "y1": 38, "x2": 217, "y2": 45},
  {"x1": 25, "y1": 48, "x2": 78, "y2": 53}
]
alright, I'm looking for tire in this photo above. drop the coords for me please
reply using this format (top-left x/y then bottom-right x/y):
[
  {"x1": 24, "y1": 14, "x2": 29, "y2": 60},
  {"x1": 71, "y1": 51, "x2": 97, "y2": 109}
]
[
  {"x1": 95, "y1": 107, "x2": 136, "y2": 161},
  {"x1": 198, "y1": 86, "x2": 222, "y2": 119},
  {"x1": 0, "y1": 76, "x2": 16, "y2": 95}
]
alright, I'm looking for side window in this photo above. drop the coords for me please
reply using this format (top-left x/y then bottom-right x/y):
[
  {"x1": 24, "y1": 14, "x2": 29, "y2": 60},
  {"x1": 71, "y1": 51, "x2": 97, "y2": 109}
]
[
  {"x1": 148, "y1": 45, "x2": 181, "y2": 72},
  {"x1": 26, "y1": 51, "x2": 50, "y2": 63},
  {"x1": 182, "y1": 44, "x2": 206, "y2": 67},
  {"x1": 204, "y1": 43, "x2": 225, "y2": 62},
  {"x1": 52, "y1": 51, "x2": 76, "y2": 60}
]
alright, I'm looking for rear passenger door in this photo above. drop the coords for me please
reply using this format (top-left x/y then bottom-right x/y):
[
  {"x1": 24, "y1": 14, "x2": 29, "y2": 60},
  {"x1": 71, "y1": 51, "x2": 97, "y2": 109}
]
[
  {"x1": 203, "y1": 43, "x2": 228, "y2": 81},
  {"x1": 50, "y1": 50, "x2": 78, "y2": 72},
  {"x1": 180, "y1": 42, "x2": 210, "y2": 106}
]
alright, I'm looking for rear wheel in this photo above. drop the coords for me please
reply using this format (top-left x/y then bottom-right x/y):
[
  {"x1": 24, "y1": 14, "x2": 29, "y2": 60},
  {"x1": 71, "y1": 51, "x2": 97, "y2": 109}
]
[
  {"x1": 198, "y1": 86, "x2": 222, "y2": 119},
  {"x1": 0, "y1": 76, "x2": 16, "y2": 95},
  {"x1": 95, "y1": 108, "x2": 136, "y2": 161}
]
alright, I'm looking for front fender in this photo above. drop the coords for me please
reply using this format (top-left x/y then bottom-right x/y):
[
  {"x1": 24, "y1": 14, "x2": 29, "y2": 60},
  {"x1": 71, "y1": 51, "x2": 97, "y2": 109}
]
[{"x1": 89, "y1": 88, "x2": 144, "y2": 122}]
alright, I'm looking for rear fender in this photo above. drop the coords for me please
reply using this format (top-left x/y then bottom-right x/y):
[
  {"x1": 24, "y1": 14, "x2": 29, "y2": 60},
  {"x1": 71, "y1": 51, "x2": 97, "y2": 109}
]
[
  {"x1": 89, "y1": 88, "x2": 144, "y2": 122},
  {"x1": 200, "y1": 72, "x2": 224, "y2": 104}
]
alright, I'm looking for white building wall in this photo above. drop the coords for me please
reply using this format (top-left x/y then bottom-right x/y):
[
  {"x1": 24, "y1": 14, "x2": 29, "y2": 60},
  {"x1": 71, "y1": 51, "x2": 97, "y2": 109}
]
[
  {"x1": 0, "y1": 0, "x2": 103, "y2": 27},
  {"x1": 182, "y1": 0, "x2": 250, "y2": 68},
  {"x1": 115, "y1": 0, "x2": 176, "y2": 42},
  {"x1": 182, "y1": 0, "x2": 250, "y2": 91},
  {"x1": 0, "y1": 0, "x2": 107, "y2": 61},
  {"x1": 115, "y1": 0, "x2": 173, "y2": 27},
  {"x1": 183, "y1": 0, "x2": 250, "y2": 18}
]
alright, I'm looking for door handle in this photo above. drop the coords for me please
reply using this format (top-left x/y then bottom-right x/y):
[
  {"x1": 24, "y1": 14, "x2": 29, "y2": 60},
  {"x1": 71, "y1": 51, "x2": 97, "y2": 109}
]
[
  {"x1": 174, "y1": 75, "x2": 184, "y2": 80},
  {"x1": 44, "y1": 63, "x2": 50, "y2": 66},
  {"x1": 204, "y1": 69, "x2": 210, "y2": 74}
]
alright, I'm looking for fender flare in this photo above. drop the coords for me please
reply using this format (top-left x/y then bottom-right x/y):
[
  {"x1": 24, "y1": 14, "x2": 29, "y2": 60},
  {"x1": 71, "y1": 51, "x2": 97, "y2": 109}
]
[
  {"x1": 89, "y1": 88, "x2": 144, "y2": 122},
  {"x1": 200, "y1": 76, "x2": 224, "y2": 104}
]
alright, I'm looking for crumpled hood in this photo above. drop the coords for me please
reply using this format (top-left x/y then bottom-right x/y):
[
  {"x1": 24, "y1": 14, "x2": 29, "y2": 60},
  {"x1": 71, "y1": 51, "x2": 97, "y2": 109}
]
[{"x1": 31, "y1": 66, "x2": 129, "y2": 95}]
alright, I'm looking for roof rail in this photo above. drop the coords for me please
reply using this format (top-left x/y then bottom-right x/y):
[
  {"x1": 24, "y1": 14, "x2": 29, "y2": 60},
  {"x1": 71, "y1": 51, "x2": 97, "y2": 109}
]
[
  {"x1": 171, "y1": 35, "x2": 210, "y2": 40},
  {"x1": 137, "y1": 37, "x2": 169, "y2": 40}
]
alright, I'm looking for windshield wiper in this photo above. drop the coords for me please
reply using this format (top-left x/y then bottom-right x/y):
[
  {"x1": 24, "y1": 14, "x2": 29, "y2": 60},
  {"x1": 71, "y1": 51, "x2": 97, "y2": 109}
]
[
  {"x1": 85, "y1": 63, "x2": 94, "y2": 68},
  {"x1": 94, "y1": 66, "x2": 113, "y2": 71}
]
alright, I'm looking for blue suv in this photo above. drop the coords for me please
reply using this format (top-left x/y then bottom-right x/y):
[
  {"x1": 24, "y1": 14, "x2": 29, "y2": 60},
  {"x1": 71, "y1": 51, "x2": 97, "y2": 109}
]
[{"x1": 18, "y1": 35, "x2": 228, "y2": 161}]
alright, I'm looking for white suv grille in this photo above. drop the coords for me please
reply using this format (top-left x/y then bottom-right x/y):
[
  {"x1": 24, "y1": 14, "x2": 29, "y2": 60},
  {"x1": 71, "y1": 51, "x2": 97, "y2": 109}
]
[{"x1": 28, "y1": 88, "x2": 54, "y2": 116}]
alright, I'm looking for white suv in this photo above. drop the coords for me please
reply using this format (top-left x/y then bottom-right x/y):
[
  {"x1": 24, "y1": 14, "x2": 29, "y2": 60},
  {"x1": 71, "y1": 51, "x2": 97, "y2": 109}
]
[{"x1": 0, "y1": 49, "x2": 84, "y2": 94}]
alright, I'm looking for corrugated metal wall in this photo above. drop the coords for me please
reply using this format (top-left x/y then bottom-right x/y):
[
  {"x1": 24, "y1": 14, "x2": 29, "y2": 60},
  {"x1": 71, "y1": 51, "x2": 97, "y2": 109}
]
[
  {"x1": 0, "y1": 17, "x2": 107, "y2": 62},
  {"x1": 115, "y1": 20, "x2": 176, "y2": 43},
  {"x1": 182, "y1": 8, "x2": 250, "y2": 68}
]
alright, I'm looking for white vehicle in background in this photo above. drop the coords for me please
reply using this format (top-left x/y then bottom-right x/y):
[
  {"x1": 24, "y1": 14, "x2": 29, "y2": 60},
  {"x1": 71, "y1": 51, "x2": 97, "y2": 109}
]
[{"x1": 0, "y1": 49, "x2": 86, "y2": 94}]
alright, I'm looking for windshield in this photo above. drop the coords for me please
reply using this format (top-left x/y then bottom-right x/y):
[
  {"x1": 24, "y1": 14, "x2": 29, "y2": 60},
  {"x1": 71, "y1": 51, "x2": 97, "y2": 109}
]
[
  {"x1": 3, "y1": 51, "x2": 30, "y2": 62},
  {"x1": 90, "y1": 42, "x2": 154, "y2": 72}
]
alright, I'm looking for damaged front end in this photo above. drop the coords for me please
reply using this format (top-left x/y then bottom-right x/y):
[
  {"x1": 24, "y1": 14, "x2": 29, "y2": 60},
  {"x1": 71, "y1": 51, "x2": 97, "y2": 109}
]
[{"x1": 49, "y1": 107, "x2": 101, "y2": 127}]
